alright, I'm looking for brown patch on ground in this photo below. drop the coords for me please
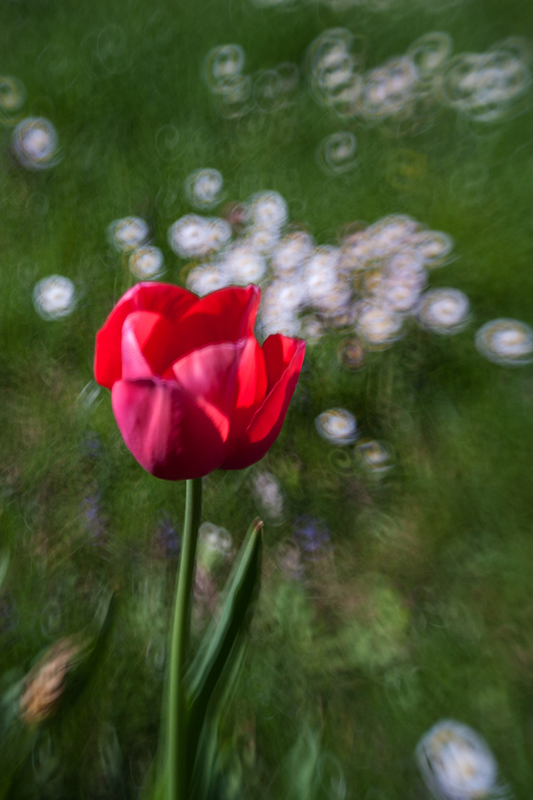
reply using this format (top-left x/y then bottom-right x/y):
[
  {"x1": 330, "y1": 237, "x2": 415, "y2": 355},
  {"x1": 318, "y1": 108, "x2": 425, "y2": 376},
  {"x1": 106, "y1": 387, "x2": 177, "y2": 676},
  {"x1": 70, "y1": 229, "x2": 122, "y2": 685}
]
[{"x1": 20, "y1": 637, "x2": 85, "y2": 724}]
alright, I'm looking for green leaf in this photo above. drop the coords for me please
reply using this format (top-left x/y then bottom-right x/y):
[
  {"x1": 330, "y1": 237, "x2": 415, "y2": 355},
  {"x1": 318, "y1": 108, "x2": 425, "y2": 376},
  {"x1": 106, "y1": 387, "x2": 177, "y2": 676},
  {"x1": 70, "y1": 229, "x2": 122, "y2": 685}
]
[
  {"x1": 188, "y1": 645, "x2": 248, "y2": 800},
  {"x1": 184, "y1": 519, "x2": 263, "y2": 784},
  {"x1": 188, "y1": 715, "x2": 221, "y2": 800}
]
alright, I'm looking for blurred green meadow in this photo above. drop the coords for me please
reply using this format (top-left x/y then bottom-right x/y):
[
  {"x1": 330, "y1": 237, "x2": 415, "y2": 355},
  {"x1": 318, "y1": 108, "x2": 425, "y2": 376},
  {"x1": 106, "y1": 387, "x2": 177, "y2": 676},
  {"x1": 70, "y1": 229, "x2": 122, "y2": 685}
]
[{"x1": 1, "y1": 0, "x2": 533, "y2": 795}]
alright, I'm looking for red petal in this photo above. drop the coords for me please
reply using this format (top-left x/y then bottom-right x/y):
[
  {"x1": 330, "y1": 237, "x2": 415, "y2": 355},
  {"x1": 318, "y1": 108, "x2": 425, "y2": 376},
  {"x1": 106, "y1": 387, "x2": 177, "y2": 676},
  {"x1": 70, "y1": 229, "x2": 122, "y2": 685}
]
[
  {"x1": 262, "y1": 334, "x2": 303, "y2": 389},
  {"x1": 225, "y1": 336, "x2": 267, "y2": 445},
  {"x1": 220, "y1": 337, "x2": 305, "y2": 470},
  {"x1": 159, "y1": 285, "x2": 261, "y2": 367},
  {"x1": 94, "y1": 283, "x2": 198, "y2": 389},
  {"x1": 235, "y1": 337, "x2": 268, "y2": 410},
  {"x1": 122, "y1": 311, "x2": 177, "y2": 377},
  {"x1": 111, "y1": 378, "x2": 229, "y2": 480},
  {"x1": 170, "y1": 341, "x2": 242, "y2": 443}
]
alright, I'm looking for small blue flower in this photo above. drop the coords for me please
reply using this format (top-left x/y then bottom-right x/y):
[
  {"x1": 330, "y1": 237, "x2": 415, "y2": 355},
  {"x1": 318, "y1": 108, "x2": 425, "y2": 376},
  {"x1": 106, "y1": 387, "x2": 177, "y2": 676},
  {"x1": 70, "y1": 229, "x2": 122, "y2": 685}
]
[
  {"x1": 79, "y1": 486, "x2": 107, "y2": 545},
  {"x1": 293, "y1": 515, "x2": 331, "y2": 560},
  {"x1": 154, "y1": 513, "x2": 180, "y2": 559}
]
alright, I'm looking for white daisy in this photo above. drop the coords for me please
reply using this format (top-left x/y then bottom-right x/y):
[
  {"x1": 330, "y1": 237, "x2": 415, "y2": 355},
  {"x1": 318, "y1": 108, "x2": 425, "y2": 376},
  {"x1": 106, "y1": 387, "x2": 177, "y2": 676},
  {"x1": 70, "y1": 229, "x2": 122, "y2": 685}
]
[
  {"x1": 186, "y1": 168, "x2": 224, "y2": 209},
  {"x1": 366, "y1": 215, "x2": 419, "y2": 256},
  {"x1": 357, "y1": 267, "x2": 385, "y2": 297},
  {"x1": 360, "y1": 58, "x2": 418, "y2": 119},
  {"x1": 413, "y1": 230, "x2": 455, "y2": 268},
  {"x1": 355, "y1": 440, "x2": 392, "y2": 473},
  {"x1": 109, "y1": 217, "x2": 149, "y2": 252},
  {"x1": 408, "y1": 32, "x2": 454, "y2": 82},
  {"x1": 204, "y1": 44, "x2": 246, "y2": 89},
  {"x1": 33, "y1": 275, "x2": 76, "y2": 320},
  {"x1": 387, "y1": 249, "x2": 427, "y2": 275},
  {"x1": 263, "y1": 279, "x2": 307, "y2": 315},
  {"x1": 220, "y1": 245, "x2": 267, "y2": 285},
  {"x1": 418, "y1": 288, "x2": 470, "y2": 334},
  {"x1": 168, "y1": 214, "x2": 231, "y2": 259},
  {"x1": 259, "y1": 304, "x2": 302, "y2": 337},
  {"x1": 206, "y1": 217, "x2": 233, "y2": 251},
  {"x1": 129, "y1": 246, "x2": 165, "y2": 280},
  {"x1": 340, "y1": 232, "x2": 372, "y2": 273},
  {"x1": 318, "y1": 283, "x2": 353, "y2": 317},
  {"x1": 12, "y1": 117, "x2": 59, "y2": 170},
  {"x1": 186, "y1": 264, "x2": 231, "y2": 296},
  {"x1": 475, "y1": 318, "x2": 533, "y2": 366},
  {"x1": 272, "y1": 231, "x2": 315, "y2": 276},
  {"x1": 381, "y1": 280, "x2": 422, "y2": 314},
  {"x1": 416, "y1": 720, "x2": 503, "y2": 800},
  {"x1": 315, "y1": 408, "x2": 358, "y2": 446},
  {"x1": 244, "y1": 225, "x2": 281, "y2": 255},
  {"x1": 356, "y1": 302, "x2": 404, "y2": 347},
  {"x1": 248, "y1": 191, "x2": 288, "y2": 230},
  {"x1": 304, "y1": 246, "x2": 342, "y2": 308}
]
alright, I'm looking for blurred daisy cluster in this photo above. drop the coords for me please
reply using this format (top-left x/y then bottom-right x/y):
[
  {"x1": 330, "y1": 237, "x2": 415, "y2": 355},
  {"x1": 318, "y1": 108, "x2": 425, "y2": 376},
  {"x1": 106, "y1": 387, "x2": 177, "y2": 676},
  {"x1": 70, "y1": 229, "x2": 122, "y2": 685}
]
[
  {"x1": 179, "y1": 189, "x2": 466, "y2": 344},
  {"x1": 170, "y1": 187, "x2": 533, "y2": 368},
  {"x1": 38, "y1": 186, "x2": 533, "y2": 369},
  {"x1": 108, "y1": 217, "x2": 166, "y2": 281},
  {"x1": 306, "y1": 29, "x2": 532, "y2": 125},
  {"x1": 203, "y1": 43, "x2": 299, "y2": 118},
  {"x1": 314, "y1": 408, "x2": 393, "y2": 477}
]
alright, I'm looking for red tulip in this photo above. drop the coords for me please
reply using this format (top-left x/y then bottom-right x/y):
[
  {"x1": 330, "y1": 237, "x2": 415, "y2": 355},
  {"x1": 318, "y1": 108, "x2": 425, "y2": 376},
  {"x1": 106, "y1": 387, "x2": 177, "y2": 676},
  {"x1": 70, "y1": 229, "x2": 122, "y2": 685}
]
[{"x1": 94, "y1": 283, "x2": 305, "y2": 480}]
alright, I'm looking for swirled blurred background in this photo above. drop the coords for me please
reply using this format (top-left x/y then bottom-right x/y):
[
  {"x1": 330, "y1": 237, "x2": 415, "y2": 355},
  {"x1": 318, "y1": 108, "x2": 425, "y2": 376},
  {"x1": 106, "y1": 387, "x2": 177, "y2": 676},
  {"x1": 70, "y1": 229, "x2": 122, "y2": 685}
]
[{"x1": 1, "y1": 0, "x2": 533, "y2": 796}]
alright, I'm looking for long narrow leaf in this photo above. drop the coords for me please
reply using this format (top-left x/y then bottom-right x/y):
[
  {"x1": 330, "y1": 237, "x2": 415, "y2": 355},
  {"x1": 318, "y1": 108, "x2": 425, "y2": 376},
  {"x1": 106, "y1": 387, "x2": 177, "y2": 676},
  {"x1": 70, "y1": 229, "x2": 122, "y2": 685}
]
[
  {"x1": 184, "y1": 519, "x2": 262, "y2": 774},
  {"x1": 188, "y1": 714, "x2": 221, "y2": 800},
  {"x1": 189, "y1": 645, "x2": 248, "y2": 800}
]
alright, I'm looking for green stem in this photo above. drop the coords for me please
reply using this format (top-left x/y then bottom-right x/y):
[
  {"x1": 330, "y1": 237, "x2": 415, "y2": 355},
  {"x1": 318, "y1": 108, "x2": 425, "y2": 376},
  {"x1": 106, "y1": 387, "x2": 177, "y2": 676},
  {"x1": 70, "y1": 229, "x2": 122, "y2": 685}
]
[{"x1": 168, "y1": 477, "x2": 203, "y2": 800}]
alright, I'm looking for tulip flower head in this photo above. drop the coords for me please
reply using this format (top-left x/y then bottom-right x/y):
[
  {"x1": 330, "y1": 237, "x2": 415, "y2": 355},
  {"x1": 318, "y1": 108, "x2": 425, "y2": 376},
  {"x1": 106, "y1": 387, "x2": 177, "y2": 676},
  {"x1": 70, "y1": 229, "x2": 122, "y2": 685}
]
[{"x1": 94, "y1": 283, "x2": 305, "y2": 480}]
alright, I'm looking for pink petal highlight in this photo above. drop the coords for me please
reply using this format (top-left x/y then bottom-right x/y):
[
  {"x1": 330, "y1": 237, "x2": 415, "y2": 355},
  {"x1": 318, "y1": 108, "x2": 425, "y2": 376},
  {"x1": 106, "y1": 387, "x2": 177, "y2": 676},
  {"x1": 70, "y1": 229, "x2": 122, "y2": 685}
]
[
  {"x1": 111, "y1": 378, "x2": 228, "y2": 480},
  {"x1": 171, "y1": 341, "x2": 242, "y2": 443}
]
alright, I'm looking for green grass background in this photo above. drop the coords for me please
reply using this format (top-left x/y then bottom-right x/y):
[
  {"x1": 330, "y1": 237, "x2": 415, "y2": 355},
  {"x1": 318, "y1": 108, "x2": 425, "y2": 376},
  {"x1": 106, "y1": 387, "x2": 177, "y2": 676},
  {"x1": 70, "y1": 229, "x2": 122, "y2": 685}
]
[{"x1": 1, "y1": 0, "x2": 533, "y2": 795}]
